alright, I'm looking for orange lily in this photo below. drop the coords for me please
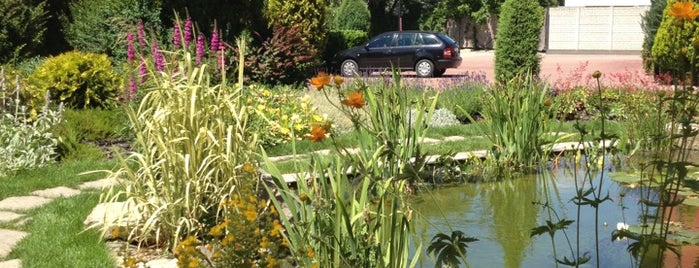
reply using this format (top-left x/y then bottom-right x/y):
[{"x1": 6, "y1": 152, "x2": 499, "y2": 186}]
[
  {"x1": 341, "y1": 91, "x2": 365, "y2": 109},
  {"x1": 669, "y1": 1, "x2": 699, "y2": 21},
  {"x1": 310, "y1": 71, "x2": 331, "y2": 90},
  {"x1": 307, "y1": 124, "x2": 327, "y2": 142}
]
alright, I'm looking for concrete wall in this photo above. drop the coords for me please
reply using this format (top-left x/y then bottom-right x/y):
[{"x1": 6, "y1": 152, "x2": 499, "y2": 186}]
[
  {"x1": 565, "y1": 0, "x2": 650, "y2": 7},
  {"x1": 547, "y1": 6, "x2": 648, "y2": 53}
]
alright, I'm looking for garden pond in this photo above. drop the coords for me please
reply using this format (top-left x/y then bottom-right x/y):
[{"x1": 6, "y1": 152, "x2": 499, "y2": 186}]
[{"x1": 412, "y1": 157, "x2": 699, "y2": 268}]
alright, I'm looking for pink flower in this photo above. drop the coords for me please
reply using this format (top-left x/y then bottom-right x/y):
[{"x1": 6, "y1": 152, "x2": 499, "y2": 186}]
[
  {"x1": 210, "y1": 30, "x2": 219, "y2": 53},
  {"x1": 139, "y1": 61, "x2": 147, "y2": 84},
  {"x1": 137, "y1": 21, "x2": 146, "y2": 48},
  {"x1": 126, "y1": 32, "x2": 135, "y2": 63},
  {"x1": 152, "y1": 42, "x2": 165, "y2": 72},
  {"x1": 196, "y1": 34, "x2": 205, "y2": 66},
  {"x1": 184, "y1": 18, "x2": 193, "y2": 46},
  {"x1": 173, "y1": 25, "x2": 181, "y2": 49},
  {"x1": 128, "y1": 77, "x2": 137, "y2": 98}
]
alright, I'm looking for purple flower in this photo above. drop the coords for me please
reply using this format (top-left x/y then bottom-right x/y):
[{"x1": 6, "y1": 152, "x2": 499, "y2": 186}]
[
  {"x1": 126, "y1": 32, "x2": 135, "y2": 63},
  {"x1": 196, "y1": 34, "x2": 205, "y2": 66},
  {"x1": 184, "y1": 18, "x2": 193, "y2": 46},
  {"x1": 210, "y1": 30, "x2": 219, "y2": 53},
  {"x1": 152, "y1": 42, "x2": 165, "y2": 72},
  {"x1": 139, "y1": 61, "x2": 147, "y2": 84},
  {"x1": 128, "y1": 77, "x2": 137, "y2": 99},
  {"x1": 173, "y1": 25, "x2": 181, "y2": 49},
  {"x1": 137, "y1": 21, "x2": 146, "y2": 48}
]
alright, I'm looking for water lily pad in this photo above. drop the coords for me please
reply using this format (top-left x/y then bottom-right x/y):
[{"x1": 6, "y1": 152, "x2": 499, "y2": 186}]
[
  {"x1": 609, "y1": 172, "x2": 665, "y2": 185},
  {"x1": 683, "y1": 198, "x2": 699, "y2": 207}
]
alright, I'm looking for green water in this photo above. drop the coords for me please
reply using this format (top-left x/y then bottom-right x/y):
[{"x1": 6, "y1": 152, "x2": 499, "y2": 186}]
[{"x1": 412, "y1": 162, "x2": 646, "y2": 268}]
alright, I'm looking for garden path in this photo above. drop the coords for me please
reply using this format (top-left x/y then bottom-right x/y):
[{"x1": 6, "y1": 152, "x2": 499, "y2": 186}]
[{"x1": 0, "y1": 178, "x2": 118, "y2": 268}]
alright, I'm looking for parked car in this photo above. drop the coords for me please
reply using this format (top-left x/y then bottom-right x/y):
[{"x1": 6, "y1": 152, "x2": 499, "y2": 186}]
[{"x1": 333, "y1": 31, "x2": 462, "y2": 77}]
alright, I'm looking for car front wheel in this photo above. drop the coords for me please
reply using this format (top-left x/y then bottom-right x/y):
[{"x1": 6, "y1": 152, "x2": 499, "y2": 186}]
[
  {"x1": 415, "y1": 59, "x2": 434, "y2": 77},
  {"x1": 340, "y1": 59, "x2": 359, "y2": 77}
]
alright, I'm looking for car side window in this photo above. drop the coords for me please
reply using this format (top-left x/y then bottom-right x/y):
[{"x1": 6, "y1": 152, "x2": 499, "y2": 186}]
[
  {"x1": 367, "y1": 34, "x2": 394, "y2": 48},
  {"x1": 420, "y1": 33, "x2": 441, "y2": 45},
  {"x1": 397, "y1": 33, "x2": 415, "y2": 47}
]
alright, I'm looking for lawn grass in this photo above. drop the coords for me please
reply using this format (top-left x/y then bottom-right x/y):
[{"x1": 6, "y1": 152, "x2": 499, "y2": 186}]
[{"x1": 8, "y1": 191, "x2": 116, "y2": 268}]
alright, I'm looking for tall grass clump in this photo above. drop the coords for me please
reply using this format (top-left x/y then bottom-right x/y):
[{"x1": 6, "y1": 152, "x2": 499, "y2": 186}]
[
  {"x1": 261, "y1": 71, "x2": 478, "y2": 267},
  {"x1": 100, "y1": 17, "x2": 257, "y2": 249},
  {"x1": 471, "y1": 74, "x2": 557, "y2": 177}
]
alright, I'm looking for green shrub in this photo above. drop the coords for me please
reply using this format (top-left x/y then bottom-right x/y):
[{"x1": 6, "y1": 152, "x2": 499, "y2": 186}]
[
  {"x1": 641, "y1": 0, "x2": 667, "y2": 74},
  {"x1": 651, "y1": 0, "x2": 697, "y2": 80},
  {"x1": 0, "y1": 0, "x2": 48, "y2": 64},
  {"x1": 62, "y1": 0, "x2": 161, "y2": 59},
  {"x1": 52, "y1": 108, "x2": 130, "y2": 160},
  {"x1": 324, "y1": 29, "x2": 369, "y2": 66},
  {"x1": 28, "y1": 51, "x2": 122, "y2": 109},
  {"x1": 265, "y1": 0, "x2": 327, "y2": 55},
  {"x1": 494, "y1": 0, "x2": 544, "y2": 83},
  {"x1": 434, "y1": 84, "x2": 486, "y2": 123},
  {"x1": 331, "y1": 0, "x2": 371, "y2": 32}
]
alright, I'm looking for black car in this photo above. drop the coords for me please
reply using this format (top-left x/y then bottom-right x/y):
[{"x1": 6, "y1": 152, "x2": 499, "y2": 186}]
[{"x1": 333, "y1": 31, "x2": 462, "y2": 77}]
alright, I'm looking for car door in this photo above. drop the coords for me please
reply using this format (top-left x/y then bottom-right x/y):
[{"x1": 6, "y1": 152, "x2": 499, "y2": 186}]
[
  {"x1": 361, "y1": 32, "x2": 396, "y2": 69},
  {"x1": 393, "y1": 32, "x2": 421, "y2": 70}
]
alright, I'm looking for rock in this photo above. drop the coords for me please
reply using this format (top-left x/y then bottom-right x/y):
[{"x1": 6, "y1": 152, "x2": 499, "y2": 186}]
[
  {"x1": 79, "y1": 178, "x2": 120, "y2": 190},
  {"x1": 0, "y1": 259, "x2": 21, "y2": 268},
  {"x1": 0, "y1": 211, "x2": 24, "y2": 223},
  {"x1": 0, "y1": 229, "x2": 27, "y2": 259},
  {"x1": 84, "y1": 200, "x2": 143, "y2": 240},
  {"x1": 143, "y1": 258, "x2": 177, "y2": 268}
]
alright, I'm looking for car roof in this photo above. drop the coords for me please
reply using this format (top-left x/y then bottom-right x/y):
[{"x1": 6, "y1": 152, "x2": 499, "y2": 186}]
[{"x1": 381, "y1": 30, "x2": 442, "y2": 34}]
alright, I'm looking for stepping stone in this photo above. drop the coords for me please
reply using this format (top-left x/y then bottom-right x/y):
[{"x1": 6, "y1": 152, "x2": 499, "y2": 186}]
[
  {"x1": 0, "y1": 229, "x2": 27, "y2": 259},
  {"x1": 419, "y1": 137, "x2": 440, "y2": 144},
  {"x1": 0, "y1": 259, "x2": 21, "y2": 268},
  {"x1": 145, "y1": 258, "x2": 177, "y2": 268},
  {"x1": 443, "y1": 136, "x2": 466, "y2": 142},
  {"x1": 78, "y1": 178, "x2": 119, "y2": 190},
  {"x1": 0, "y1": 196, "x2": 51, "y2": 211},
  {"x1": 31, "y1": 186, "x2": 81, "y2": 199},
  {"x1": 0, "y1": 212, "x2": 23, "y2": 224}
]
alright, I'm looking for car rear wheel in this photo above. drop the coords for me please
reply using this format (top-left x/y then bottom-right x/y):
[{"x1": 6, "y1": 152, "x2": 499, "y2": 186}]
[
  {"x1": 434, "y1": 68, "x2": 446, "y2": 77},
  {"x1": 415, "y1": 59, "x2": 434, "y2": 77},
  {"x1": 340, "y1": 59, "x2": 359, "y2": 77}
]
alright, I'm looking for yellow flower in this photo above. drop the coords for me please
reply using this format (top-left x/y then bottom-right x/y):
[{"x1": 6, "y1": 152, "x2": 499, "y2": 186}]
[
  {"x1": 244, "y1": 208, "x2": 257, "y2": 221},
  {"x1": 306, "y1": 125, "x2": 327, "y2": 142},
  {"x1": 271, "y1": 220, "x2": 284, "y2": 237},
  {"x1": 123, "y1": 257, "x2": 137, "y2": 268},
  {"x1": 310, "y1": 72, "x2": 331, "y2": 90},
  {"x1": 334, "y1": 75, "x2": 344, "y2": 86},
  {"x1": 188, "y1": 258, "x2": 199, "y2": 268},
  {"x1": 341, "y1": 91, "x2": 365, "y2": 108},
  {"x1": 669, "y1": 1, "x2": 699, "y2": 21},
  {"x1": 242, "y1": 162, "x2": 256, "y2": 174},
  {"x1": 307, "y1": 248, "x2": 316, "y2": 258},
  {"x1": 266, "y1": 255, "x2": 278, "y2": 268}
]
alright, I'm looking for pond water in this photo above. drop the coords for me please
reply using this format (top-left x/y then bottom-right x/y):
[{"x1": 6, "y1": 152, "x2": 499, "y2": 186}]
[{"x1": 412, "y1": 158, "x2": 699, "y2": 268}]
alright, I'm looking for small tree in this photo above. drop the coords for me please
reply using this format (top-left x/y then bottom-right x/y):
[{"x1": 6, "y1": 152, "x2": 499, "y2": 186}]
[
  {"x1": 332, "y1": 0, "x2": 371, "y2": 32},
  {"x1": 493, "y1": 0, "x2": 544, "y2": 83},
  {"x1": 0, "y1": 0, "x2": 48, "y2": 64},
  {"x1": 265, "y1": 0, "x2": 327, "y2": 54},
  {"x1": 641, "y1": 0, "x2": 667, "y2": 74},
  {"x1": 651, "y1": 0, "x2": 698, "y2": 81},
  {"x1": 62, "y1": 0, "x2": 161, "y2": 59}
]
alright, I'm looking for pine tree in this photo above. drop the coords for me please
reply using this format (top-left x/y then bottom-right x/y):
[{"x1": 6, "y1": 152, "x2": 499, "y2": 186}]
[
  {"x1": 493, "y1": 0, "x2": 544, "y2": 83},
  {"x1": 641, "y1": 0, "x2": 667, "y2": 74}
]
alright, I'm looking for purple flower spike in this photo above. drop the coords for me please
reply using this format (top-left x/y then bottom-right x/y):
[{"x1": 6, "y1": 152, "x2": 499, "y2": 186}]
[
  {"x1": 126, "y1": 32, "x2": 135, "y2": 63},
  {"x1": 173, "y1": 26, "x2": 181, "y2": 49},
  {"x1": 139, "y1": 61, "x2": 147, "y2": 84},
  {"x1": 196, "y1": 34, "x2": 204, "y2": 66},
  {"x1": 137, "y1": 21, "x2": 146, "y2": 48},
  {"x1": 184, "y1": 18, "x2": 193, "y2": 46},
  {"x1": 152, "y1": 43, "x2": 165, "y2": 72},
  {"x1": 128, "y1": 77, "x2": 137, "y2": 98},
  {"x1": 210, "y1": 30, "x2": 219, "y2": 53}
]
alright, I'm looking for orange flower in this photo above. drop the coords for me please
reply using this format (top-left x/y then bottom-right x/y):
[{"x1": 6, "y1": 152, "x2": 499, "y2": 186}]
[
  {"x1": 669, "y1": 1, "x2": 699, "y2": 21},
  {"x1": 310, "y1": 72, "x2": 331, "y2": 90},
  {"x1": 341, "y1": 91, "x2": 365, "y2": 108},
  {"x1": 334, "y1": 75, "x2": 344, "y2": 86},
  {"x1": 307, "y1": 125, "x2": 327, "y2": 142}
]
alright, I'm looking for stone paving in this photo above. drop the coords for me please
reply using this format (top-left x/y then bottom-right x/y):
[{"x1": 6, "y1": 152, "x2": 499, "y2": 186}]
[{"x1": 0, "y1": 178, "x2": 118, "y2": 268}]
